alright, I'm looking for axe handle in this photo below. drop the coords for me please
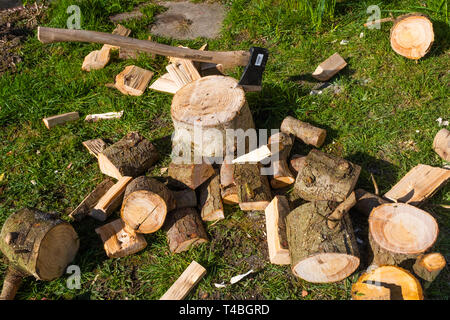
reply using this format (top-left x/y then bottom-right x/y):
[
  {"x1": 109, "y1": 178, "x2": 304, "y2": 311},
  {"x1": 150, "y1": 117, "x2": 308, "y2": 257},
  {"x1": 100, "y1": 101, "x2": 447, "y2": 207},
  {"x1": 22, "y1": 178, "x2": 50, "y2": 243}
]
[{"x1": 37, "y1": 27, "x2": 250, "y2": 68}]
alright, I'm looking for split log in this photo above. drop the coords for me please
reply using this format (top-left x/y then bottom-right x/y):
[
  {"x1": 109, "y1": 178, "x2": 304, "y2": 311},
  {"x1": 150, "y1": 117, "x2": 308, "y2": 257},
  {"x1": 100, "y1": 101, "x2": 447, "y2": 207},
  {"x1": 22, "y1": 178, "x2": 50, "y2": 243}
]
[
  {"x1": 90, "y1": 176, "x2": 133, "y2": 221},
  {"x1": 172, "y1": 188, "x2": 197, "y2": 209},
  {"x1": 312, "y1": 52, "x2": 347, "y2": 81},
  {"x1": 168, "y1": 161, "x2": 215, "y2": 190},
  {"x1": 354, "y1": 188, "x2": 389, "y2": 216},
  {"x1": 233, "y1": 163, "x2": 272, "y2": 211},
  {"x1": 149, "y1": 73, "x2": 181, "y2": 94},
  {"x1": 327, "y1": 191, "x2": 357, "y2": 229},
  {"x1": 286, "y1": 201, "x2": 360, "y2": 283},
  {"x1": 293, "y1": 149, "x2": 361, "y2": 202},
  {"x1": 232, "y1": 145, "x2": 272, "y2": 164},
  {"x1": 69, "y1": 178, "x2": 115, "y2": 221},
  {"x1": 289, "y1": 154, "x2": 306, "y2": 176},
  {"x1": 171, "y1": 76, "x2": 255, "y2": 158},
  {"x1": 369, "y1": 203, "x2": 439, "y2": 266},
  {"x1": 0, "y1": 208, "x2": 79, "y2": 299},
  {"x1": 198, "y1": 174, "x2": 224, "y2": 222},
  {"x1": 433, "y1": 128, "x2": 450, "y2": 161},
  {"x1": 390, "y1": 13, "x2": 434, "y2": 60},
  {"x1": 352, "y1": 266, "x2": 423, "y2": 300},
  {"x1": 98, "y1": 132, "x2": 159, "y2": 180},
  {"x1": 268, "y1": 132, "x2": 295, "y2": 189},
  {"x1": 95, "y1": 218, "x2": 147, "y2": 258},
  {"x1": 160, "y1": 261, "x2": 206, "y2": 300},
  {"x1": 121, "y1": 176, "x2": 174, "y2": 233},
  {"x1": 82, "y1": 138, "x2": 107, "y2": 158},
  {"x1": 264, "y1": 196, "x2": 290, "y2": 265},
  {"x1": 280, "y1": 116, "x2": 326, "y2": 148},
  {"x1": 82, "y1": 46, "x2": 111, "y2": 71},
  {"x1": 115, "y1": 65, "x2": 154, "y2": 96},
  {"x1": 384, "y1": 164, "x2": 450, "y2": 206},
  {"x1": 413, "y1": 253, "x2": 446, "y2": 287},
  {"x1": 165, "y1": 208, "x2": 208, "y2": 253},
  {"x1": 220, "y1": 161, "x2": 238, "y2": 205},
  {"x1": 43, "y1": 112, "x2": 79, "y2": 129}
]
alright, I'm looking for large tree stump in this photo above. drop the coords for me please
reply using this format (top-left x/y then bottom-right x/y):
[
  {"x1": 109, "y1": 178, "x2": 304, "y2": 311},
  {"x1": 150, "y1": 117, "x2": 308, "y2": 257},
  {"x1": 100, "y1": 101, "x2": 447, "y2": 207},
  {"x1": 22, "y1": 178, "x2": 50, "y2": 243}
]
[
  {"x1": 268, "y1": 132, "x2": 295, "y2": 189},
  {"x1": 98, "y1": 132, "x2": 159, "y2": 180},
  {"x1": 168, "y1": 161, "x2": 215, "y2": 190},
  {"x1": 121, "y1": 176, "x2": 174, "y2": 234},
  {"x1": 286, "y1": 201, "x2": 360, "y2": 283},
  {"x1": 0, "y1": 208, "x2": 79, "y2": 299},
  {"x1": 390, "y1": 13, "x2": 434, "y2": 60},
  {"x1": 165, "y1": 208, "x2": 208, "y2": 253},
  {"x1": 171, "y1": 76, "x2": 255, "y2": 159},
  {"x1": 293, "y1": 149, "x2": 361, "y2": 202},
  {"x1": 198, "y1": 174, "x2": 224, "y2": 222},
  {"x1": 280, "y1": 116, "x2": 326, "y2": 148},
  {"x1": 369, "y1": 203, "x2": 439, "y2": 267},
  {"x1": 433, "y1": 128, "x2": 450, "y2": 161},
  {"x1": 233, "y1": 163, "x2": 272, "y2": 211},
  {"x1": 413, "y1": 253, "x2": 446, "y2": 288}
]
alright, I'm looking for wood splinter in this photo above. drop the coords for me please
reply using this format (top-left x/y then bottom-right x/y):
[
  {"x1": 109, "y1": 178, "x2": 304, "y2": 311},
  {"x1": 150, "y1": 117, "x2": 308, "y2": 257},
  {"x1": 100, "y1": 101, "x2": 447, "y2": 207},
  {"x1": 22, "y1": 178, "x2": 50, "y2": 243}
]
[
  {"x1": 43, "y1": 112, "x2": 79, "y2": 129},
  {"x1": 265, "y1": 196, "x2": 290, "y2": 265},
  {"x1": 160, "y1": 261, "x2": 206, "y2": 300}
]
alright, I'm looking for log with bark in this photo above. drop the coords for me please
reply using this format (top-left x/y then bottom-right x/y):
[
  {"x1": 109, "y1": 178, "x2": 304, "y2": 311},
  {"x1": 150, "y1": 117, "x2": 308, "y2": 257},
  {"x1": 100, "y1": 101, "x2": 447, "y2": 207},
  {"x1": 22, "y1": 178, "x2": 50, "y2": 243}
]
[
  {"x1": 98, "y1": 132, "x2": 159, "y2": 180},
  {"x1": 198, "y1": 174, "x2": 224, "y2": 221},
  {"x1": 293, "y1": 149, "x2": 361, "y2": 202},
  {"x1": 412, "y1": 253, "x2": 446, "y2": 288},
  {"x1": 268, "y1": 132, "x2": 295, "y2": 189},
  {"x1": 368, "y1": 203, "x2": 439, "y2": 267},
  {"x1": 289, "y1": 154, "x2": 306, "y2": 176},
  {"x1": 172, "y1": 188, "x2": 197, "y2": 209},
  {"x1": 264, "y1": 196, "x2": 290, "y2": 265},
  {"x1": 326, "y1": 191, "x2": 357, "y2": 229},
  {"x1": 433, "y1": 128, "x2": 450, "y2": 161},
  {"x1": 354, "y1": 188, "x2": 390, "y2": 216},
  {"x1": 220, "y1": 160, "x2": 238, "y2": 205},
  {"x1": 280, "y1": 116, "x2": 326, "y2": 148},
  {"x1": 0, "y1": 208, "x2": 79, "y2": 299},
  {"x1": 286, "y1": 201, "x2": 360, "y2": 283},
  {"x1": 168, "y1": 161, "x2": 215, "y2": 190}
]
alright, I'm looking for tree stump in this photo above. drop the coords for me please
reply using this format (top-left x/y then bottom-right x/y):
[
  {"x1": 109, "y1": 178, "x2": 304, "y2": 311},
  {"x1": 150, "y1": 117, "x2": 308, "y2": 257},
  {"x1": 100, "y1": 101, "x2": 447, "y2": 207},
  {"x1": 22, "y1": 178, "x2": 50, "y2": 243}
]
[
  {"x1": 286, "y1": 201, "x2": 360, "y2": 283},
  {"x1": 293, "y1": 149, "x2": 361, "y2": 202},
  {"x1": 413, "y1": 253, "x2": 446, "y2": 288},
  {"x1": 0, "y1": 208, "x2": 79, "y2": 299},
  {"x1": 268, "y1": 132, "x2": 295, "y2": 189},
  {"x1": 369, "y1": 203, "x2": 439, "y2": 267},
  {"x1": 433, "y1": 128, "x2": 450, "y2": 161},
  {"x1": 165, "y1": 208, "x2": 208, "y2": 253},
  {"x1": 98, "y1": 132, "x2": 159, "y2": 180},
  {"x1": 280, "y1": 116, "x2": 326, "y2": 148},
  {"x1": 171, "y1": 76, "x2": 255, "y2": 159},
  {"x1": 198, "y1": 174, "x2": 224, "y2": 222},
  {"x1": 390, "y1": 13, "x2": 434, "y2": 60}
]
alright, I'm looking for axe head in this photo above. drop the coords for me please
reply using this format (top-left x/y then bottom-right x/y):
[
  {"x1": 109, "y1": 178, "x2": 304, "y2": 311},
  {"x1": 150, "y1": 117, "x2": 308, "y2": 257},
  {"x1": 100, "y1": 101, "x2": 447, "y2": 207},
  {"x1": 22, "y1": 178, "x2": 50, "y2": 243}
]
[{"x1": 238, "y1": 47, "x2": 269, "y2": 92}]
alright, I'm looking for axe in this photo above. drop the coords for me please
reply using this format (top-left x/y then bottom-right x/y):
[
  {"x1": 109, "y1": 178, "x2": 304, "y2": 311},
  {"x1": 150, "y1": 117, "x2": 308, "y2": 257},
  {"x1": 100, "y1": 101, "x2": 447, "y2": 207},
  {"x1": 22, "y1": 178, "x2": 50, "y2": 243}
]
[{"x1": 37, "y1": 27, "x2": 269, "y2": 91}]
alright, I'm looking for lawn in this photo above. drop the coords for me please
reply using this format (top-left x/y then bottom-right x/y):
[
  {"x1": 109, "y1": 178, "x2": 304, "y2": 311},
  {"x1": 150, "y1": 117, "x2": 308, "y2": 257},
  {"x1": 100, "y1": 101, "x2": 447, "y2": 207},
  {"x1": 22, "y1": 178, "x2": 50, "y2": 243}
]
[{"x1": 0, "y1": 0, "x2": 448, "y2": 300}]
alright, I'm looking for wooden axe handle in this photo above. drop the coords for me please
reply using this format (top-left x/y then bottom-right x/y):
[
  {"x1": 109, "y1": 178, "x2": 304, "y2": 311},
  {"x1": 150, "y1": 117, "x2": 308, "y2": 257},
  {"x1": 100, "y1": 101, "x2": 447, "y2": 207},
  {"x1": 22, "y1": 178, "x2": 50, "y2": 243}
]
[{"x1": 37, "y1": 27, "x2": 250, "y2": 68}]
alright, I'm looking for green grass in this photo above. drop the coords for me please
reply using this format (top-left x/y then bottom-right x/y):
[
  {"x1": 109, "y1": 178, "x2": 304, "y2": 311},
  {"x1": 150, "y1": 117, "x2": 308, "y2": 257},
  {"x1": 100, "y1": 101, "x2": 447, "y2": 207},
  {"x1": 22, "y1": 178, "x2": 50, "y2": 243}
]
[{"x1": 0, "y1": 0, "x2": 449, "y2": 300}]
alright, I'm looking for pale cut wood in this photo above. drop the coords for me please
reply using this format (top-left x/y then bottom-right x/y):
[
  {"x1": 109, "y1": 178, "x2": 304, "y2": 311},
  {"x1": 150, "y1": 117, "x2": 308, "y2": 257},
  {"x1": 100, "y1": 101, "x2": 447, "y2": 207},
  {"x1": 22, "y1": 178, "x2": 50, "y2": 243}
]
[
  {"x1": 413, "y1": 253, "x2": 446, "y2": 285},
  {"x1": 81, "y1": 46, "x2": 111, "y2": 71},
  {"x1": 104, "y1": 24, "x2": 131, "y2": 51},
  {"x1": 85, "y1": 111, "x2": 123, "y2": 122},
  {"x1": 199, "y1": 174, "x2": 224, "y2": 222},
  {"x1": 149, "y1": 73, "x2": 181, "y2": 94},
  {"x1": 433, "y1": 128, "x2": 450, "y2": 161},
  {"x1": 90, "y1": 176, "x2": 133, "y2": 221},
  {"x1": 268, "y1": 132, "x2": 295, "y2": 189},
  {"x1": 351, "y1": 282, "x2": 391, "y2": 300},
  {"x1": 232, "y1": 145, "x2": 272, "y2": 164},
  {"x1": 384, "y1": 164, "x2": 450, "y2": 206},
  {"x1": 220, "y1": 160, "x2": 238, "y2": 205},
  {"x1": 166, "y1": 63, "x2": 198, "y2": 88},
  {"x1": 43, "y1": 112, "x2": 79, "y2": 129},
  {"x1": 168, "y1": 161, "x2": 215, "y2": 190},
  {"x1": 82, "y1": 138, "x2": 107, "y2": 158},
  {"x1": 69, "y1": 178, "x2": 115, "y2": 221},
  {"x1": 265, "y1": 196, "x2": 290, "y2": 265},
  {"x1": 327, "y1": 191, "x2": 357, "y2": 229},
  {"x1": 160, "y1": 261, "x2": 206, "y2": 300},
  {"x1": 115, "y1": 65, "x2": 154, "y2": 96},
  {"x1": 95, "y1": 218, "x2": 147, "y2": 258},
  {"x1": 312, "y1": 52, "x2": 347, "y2": 81},
  {"x1": 280, "y1": 116, "x2": 326, "y2": 148}
]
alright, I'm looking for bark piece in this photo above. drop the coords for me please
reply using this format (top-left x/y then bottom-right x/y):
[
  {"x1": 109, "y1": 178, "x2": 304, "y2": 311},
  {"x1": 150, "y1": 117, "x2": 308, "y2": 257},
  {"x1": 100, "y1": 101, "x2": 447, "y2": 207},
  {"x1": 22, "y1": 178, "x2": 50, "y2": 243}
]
[
  {"x1": 286, "y1": 201, "x2": 360, "y2": 283},
  {"x1": 268, "y1": 132, "x2": 295, "y2": 189},
  {"x1": 384, "y1": 164, "x2": 450, "y2": 206},
  {"x1": 160, "y1": 261, "x2": 206, "y2": 300},
  {"x1": 294, "y1": 149, "x2": 361, "y2": 202},
  {"x1": 115, "y1": 65, "x2": 154, "y2": 96},
  {"x1": 95, "y1": 218, "x2": 147, "y2": 258},
  {"x1": 98, "y1": 132, "x2": 159, "y2": 180},
  {"x1": 280, "y1": 116, "x2": 326, "y2": 147},
  {"x1": 433, "y1": 128, "x2": 450, "y2": 161},
  {"x1": 413, "y1": 253, "x2": 446, "y2": 286},
  {"x1": 199, "y1": 174, "x2": 224, "y2": 221},
  {"x1": 82, "y1": 46, "x2": 111, "y2": 71},
  {"x1": 43, "y1": 112, "x2": 79, "y2": 129},
  {"x1": 265, "y1": 196, "x2": 290, "y2": 265},
  {"x1": 149, "y1": 73, "x2": 181, "y2": 94},
  {"x1": 354, "y1": 188, "x2": 390, "y2": 216},
  {"x1": 312, "y1": 52, "x2": 347, "y2": 81},
  {"x1": 168, "y1": 161, "x2": 215, "y2": 190},
  {"x1": 82, "y1": 138, "x2": 107, "y2": 158},
  {"x1": 165, "y1": 208, "x2": 208, "y2": 253},
  {"x1": 369, "y1": 203, "x2": 439, "y2": 266},
  {"x1": 233, "y1": 163, "x2": 272, "y2": 211}
]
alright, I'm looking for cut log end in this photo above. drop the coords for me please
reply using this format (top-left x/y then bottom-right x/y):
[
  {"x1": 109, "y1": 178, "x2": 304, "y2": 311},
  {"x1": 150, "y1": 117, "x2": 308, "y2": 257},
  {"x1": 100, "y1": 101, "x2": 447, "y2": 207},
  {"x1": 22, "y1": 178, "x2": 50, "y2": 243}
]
[{"x1": 433, "y1": 128, "x2": 450, "y2": 161}]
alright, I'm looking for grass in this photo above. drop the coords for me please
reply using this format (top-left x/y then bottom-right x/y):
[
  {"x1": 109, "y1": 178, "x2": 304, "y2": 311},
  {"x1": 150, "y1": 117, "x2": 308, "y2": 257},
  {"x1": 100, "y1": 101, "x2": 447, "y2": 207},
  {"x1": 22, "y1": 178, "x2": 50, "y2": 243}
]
[{"x1": 0, "y1": 0, "x2": 449, "y2": 300}]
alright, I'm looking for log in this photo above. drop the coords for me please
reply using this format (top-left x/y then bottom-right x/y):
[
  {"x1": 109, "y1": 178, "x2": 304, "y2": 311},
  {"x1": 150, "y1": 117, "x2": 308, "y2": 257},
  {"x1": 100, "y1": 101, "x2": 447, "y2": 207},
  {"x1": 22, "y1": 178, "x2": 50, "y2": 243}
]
[
  {"x1": 352, "y1": 266, "x2": 423, "y2": 300},
  {"x1": 286, "y1": 201, "x2": 360, "y2": 283},
  {"x1": 95, "y1": 218, "x2": 147, "y2": 258},
  {"x1": 0, "y1": 208, "x2": 79, "y2": 299},
  {"x1": 390, "y1": 13, "x2": 434, "y2": 60},
  {"x1": 293, "y1": 149, "x2": 361, "y2": 202},
  {"x1": 312, "y1": 52, "x2": 347, "y2": 81},
  {"x1": 198, "y1": 174, "x2": 224, "y2": 222},
  {"x1": 115, "y1": 65, "x2": 154, "y2": 96},
  {"x1": 268, "y1": 132, "x2": 295, "y2": 189},
  {"x1": 160, "y1": 261, "x2": 206, "y2": 300},
  {"x1": 220, "y1": 161, "x2": 238, "y2": 205},
  {"x1": 42, "y1": 112, "x2": 79, "y2": 129},
  {"x1": 168, "y1": 161, "x2": 215, "y2": 190},
  {"x1": 81, "y1": 46, "x2": 111, "y2": 71},
  {"x1": 433, "y1": 128, "x2": 450, "y2": 161},
  {"x1": 384, "y1": 164, "x2": 450, "y2": 206},
  {"x1": 69, "y1": 178, "x2": 115, "y2": 221},
  {"x1": 90, "y1": 176, "x2": 133, "y2": 221},
  {"x1": 172, "y1": 188, "x2": 197, "y2": 209},
  {"x1": 82, "y1": 138, "x2": 107, "y2": 158},
  {"x1": 149, "y1": 73, "x2": 181, "y2": 94},
  {"x1": 354, "y1": 188, "x2": 389, "y2": 216},
  {"x1": 327, "y1": 191, "x2": 357, "y2": 229},
  {"x1": 121, "y1": 176, "x2": 173, "y2": 234},
  {"x1": 369, "y1": 203, "x2": 439, "y2": 266},
  {"x1": 413, "y1": 253, "x2": 446, "y2": 287},
  {"x1": 289, "y1": 154, "x2": 306, "y2": 176},
  {"x1": 233, "y1": 163, "x2": 272, "y2": 211},
  {"x1": 280, "y1": 116, "x2": 326, "y2": 148},
  {"x1": 165, "y1": 208, "x2": 208, "y2": 253},
  {"x1": 171, "y1": 76, "x2": 255, "y2": 159},
  {"x1": 98, "y1": 132, "x2": 159, "y2": 180},
  {"x1": 264, "y1": 196, "x2": 290, "y2": 265}
]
